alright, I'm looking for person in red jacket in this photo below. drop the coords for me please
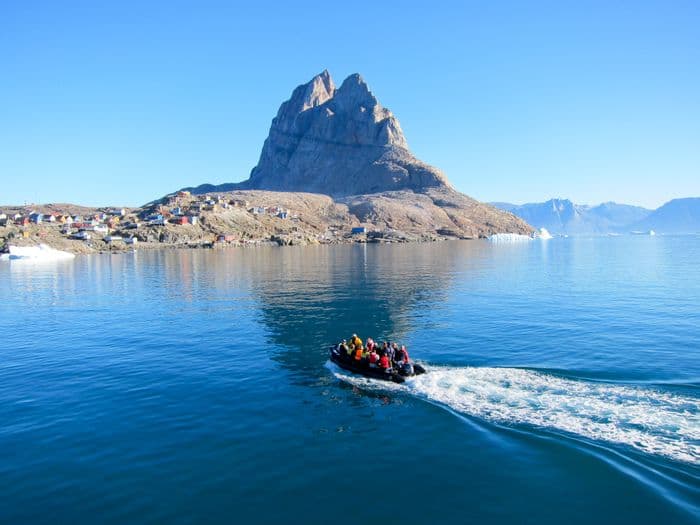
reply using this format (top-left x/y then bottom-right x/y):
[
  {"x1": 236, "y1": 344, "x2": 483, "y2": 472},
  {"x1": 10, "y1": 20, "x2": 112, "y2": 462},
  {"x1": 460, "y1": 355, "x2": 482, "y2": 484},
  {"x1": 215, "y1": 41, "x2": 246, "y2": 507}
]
[
  {"x1": 368, "y1": 348, "x2": 380, "y2": 368},
  {"x1": 379, "y1": 354, "x2": 390, "y2": 370}
]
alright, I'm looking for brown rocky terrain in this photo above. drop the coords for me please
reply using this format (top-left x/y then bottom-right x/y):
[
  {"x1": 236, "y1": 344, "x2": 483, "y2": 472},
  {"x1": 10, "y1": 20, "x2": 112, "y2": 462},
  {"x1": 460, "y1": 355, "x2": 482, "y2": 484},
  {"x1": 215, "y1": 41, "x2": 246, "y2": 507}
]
[{"x1": 0, "y1": 188, "x2": 528, "y2": 255}]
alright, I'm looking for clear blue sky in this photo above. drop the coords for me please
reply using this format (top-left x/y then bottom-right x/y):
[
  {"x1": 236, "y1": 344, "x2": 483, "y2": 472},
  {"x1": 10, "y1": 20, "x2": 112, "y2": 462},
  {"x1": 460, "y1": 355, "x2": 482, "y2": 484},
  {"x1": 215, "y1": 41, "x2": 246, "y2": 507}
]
[{"x1": 1, "y1": 1, "x2": 698, "y2": 209}]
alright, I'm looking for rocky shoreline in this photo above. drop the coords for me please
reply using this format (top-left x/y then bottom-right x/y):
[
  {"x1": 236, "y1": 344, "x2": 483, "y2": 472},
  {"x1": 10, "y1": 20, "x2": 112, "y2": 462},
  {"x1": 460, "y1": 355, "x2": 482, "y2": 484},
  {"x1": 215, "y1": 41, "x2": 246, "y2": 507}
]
[{"x1": 0, "y1": 188, "x2": 531, "y2": 256}]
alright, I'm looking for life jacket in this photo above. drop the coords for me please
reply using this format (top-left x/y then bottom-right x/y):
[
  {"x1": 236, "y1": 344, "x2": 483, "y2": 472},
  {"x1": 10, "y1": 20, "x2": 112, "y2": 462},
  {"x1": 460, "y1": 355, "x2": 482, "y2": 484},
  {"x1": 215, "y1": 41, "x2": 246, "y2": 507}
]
[
  {"x1": 354, "y1": 347, "x2": 363, "y2": 361},
  {"x1": 369, "y1": 352, "x2": 379, "y2": 364},
  {"x1": 379, "y1": 355, "x2": 390, "y2": 369},
  {"x1": 397, "y1": 348, "x2": 409, "y2": 362}
]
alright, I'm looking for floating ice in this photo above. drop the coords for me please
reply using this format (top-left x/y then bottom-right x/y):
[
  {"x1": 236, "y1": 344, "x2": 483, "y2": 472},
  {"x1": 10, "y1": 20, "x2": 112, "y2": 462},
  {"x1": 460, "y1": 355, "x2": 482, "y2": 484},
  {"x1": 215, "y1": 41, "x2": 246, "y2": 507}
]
[
  {"x1": 3, "y1": 244, "x2": 75, "y2": 261},
  {"x1": 538, "y1": 227, "x2": 553, "y2": 240},
  {"x1": 329, "y1": 363, "x2": 700, "y2": 464},
  {"x1": 487, "y1": 233, "x2": 533, "y2": 243}
]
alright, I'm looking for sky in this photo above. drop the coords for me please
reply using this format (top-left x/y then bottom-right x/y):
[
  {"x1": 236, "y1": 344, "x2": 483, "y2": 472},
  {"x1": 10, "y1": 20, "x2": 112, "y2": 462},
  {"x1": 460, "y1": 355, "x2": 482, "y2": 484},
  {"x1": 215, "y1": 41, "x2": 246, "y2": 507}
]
[{"x1": 1, "y1": 0, "x2": 698, "y2": 209}]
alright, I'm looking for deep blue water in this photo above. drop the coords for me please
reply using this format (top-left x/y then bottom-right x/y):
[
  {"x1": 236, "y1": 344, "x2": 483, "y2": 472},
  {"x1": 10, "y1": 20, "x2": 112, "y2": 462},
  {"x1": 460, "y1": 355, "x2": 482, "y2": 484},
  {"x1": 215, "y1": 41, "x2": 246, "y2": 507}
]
[{"x1": 1, "y1": 237, "x2": 698, "y2": 524}]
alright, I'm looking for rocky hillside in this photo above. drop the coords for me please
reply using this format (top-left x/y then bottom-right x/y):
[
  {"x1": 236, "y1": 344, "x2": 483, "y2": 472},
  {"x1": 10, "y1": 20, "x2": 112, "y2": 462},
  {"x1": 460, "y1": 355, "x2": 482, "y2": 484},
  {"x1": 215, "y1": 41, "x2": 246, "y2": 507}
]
[{"x1": 1, "y1": 188, "x2": 529, "y2": 256}]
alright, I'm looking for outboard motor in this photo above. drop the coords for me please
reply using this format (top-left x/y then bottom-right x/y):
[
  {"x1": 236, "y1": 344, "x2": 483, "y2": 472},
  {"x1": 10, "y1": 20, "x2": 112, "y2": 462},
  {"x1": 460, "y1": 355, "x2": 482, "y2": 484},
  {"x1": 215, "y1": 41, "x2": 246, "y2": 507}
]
[{"x1": 400, "y1": 362, "x2": 414, "y2": 376}]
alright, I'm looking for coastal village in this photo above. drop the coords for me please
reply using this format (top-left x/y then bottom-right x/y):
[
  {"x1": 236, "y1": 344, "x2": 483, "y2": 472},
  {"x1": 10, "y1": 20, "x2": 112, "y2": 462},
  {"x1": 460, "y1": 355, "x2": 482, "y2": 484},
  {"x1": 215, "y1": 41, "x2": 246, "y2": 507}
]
[{"x1": 0, "y1": 190, "x2": 388, "y2": 255}]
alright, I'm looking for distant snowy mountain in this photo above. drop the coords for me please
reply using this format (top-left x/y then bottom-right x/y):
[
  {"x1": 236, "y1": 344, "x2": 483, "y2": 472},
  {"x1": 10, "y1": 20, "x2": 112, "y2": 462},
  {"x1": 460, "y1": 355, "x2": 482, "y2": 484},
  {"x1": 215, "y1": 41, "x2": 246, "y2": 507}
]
[
  {"x1": 490, "y1": 199, "x2": 651, "y2": 235},
  {"x1": 628, "y1": 198, "x2": 700, "y2": 234}
]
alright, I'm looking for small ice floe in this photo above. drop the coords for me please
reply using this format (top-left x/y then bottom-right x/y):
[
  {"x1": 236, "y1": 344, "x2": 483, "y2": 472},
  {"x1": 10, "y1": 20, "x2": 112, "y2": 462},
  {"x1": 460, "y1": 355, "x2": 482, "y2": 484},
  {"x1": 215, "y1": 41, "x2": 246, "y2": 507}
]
[
  {"x1": 487, "y1": 233, "x2": 533, "y2": 243},
  {"x1": 2, "y1": 244, "x2": 75, "y2": 261},
  {"x1": 489, "y1": 228, "x2": 554, "y2": 243},
  {"x1": 538, "y1": 227, "x2": 553, "y2": 240}
]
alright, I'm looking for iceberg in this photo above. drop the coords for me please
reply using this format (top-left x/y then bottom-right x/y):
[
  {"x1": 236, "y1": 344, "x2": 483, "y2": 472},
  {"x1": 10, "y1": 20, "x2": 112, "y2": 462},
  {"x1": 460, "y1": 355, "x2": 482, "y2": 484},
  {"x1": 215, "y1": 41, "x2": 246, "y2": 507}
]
[
  {"x1": 488, "y1": 229, "x2": 553, "y2": 243},
  {"x1": 3, "y1": 244, "x2": 75, "y2": 261},
  {"x1": 538, "y1": 228, "x2": 553, "y2": 240},
  {"x1": 487, "y1": 233, "x2": 533, "y2": 243}
]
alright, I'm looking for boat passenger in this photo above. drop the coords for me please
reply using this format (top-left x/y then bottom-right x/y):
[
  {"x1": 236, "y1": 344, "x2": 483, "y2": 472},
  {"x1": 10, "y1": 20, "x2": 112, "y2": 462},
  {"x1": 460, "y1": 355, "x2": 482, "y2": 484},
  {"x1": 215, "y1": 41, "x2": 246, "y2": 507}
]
[
  {"x1": 340, "y1": 340, "x2": 351, "y2": 356},
  {"x1": 366, "y1": 338, "x2": 375, "y2": 352},
  {"x1": 381, "y1": 341, "x2": 389, "y2": 355},
  {"x1": 379, "y1": 354, "x2": 391, "y2": 371},
  {"x1": 396, "y1": 345, "x2": 410, "y2": 365},
  {"x1": 387, "y1": 342, "x2": 397, "y2": 363},
  {"x1": 368, "y1": 348, "x2": 379, "y2": 368},
  {"x1": 354, "y1": 345, "x2": 364, "y2": 361},
  {"x1": 350, "y1": 333, "x2": 363, "y2": 349}
]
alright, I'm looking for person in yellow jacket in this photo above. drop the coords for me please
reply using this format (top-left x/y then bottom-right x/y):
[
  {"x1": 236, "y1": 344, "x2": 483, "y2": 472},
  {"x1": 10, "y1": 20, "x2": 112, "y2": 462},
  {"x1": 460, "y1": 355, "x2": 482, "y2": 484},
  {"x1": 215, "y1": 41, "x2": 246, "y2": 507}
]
[{"x1": 350, "y1": 333, "x2": 363, "y2": 349}]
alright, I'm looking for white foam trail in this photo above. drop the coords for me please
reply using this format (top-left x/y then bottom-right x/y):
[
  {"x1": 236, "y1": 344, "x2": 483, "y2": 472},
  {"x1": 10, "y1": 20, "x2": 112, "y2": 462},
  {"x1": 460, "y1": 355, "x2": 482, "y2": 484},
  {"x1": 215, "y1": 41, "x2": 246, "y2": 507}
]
[{"x1": 330, "y1": 364, "x2": 700, "y2": 464}]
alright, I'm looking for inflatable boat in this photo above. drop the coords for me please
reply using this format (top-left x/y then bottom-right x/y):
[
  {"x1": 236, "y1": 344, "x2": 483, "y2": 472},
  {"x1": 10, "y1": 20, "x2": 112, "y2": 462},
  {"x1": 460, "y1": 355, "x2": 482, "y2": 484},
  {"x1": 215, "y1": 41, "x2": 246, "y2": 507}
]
[{"x1": 329, "y1": 344, "x2": 426, "y2": 384}]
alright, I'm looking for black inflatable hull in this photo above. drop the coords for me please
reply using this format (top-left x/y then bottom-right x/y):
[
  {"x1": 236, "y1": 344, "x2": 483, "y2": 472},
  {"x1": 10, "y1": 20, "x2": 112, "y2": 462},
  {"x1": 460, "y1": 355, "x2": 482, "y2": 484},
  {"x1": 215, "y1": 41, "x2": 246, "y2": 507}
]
[{"x1": 329, "y1": 346, "x2": 426, "y2": 384}]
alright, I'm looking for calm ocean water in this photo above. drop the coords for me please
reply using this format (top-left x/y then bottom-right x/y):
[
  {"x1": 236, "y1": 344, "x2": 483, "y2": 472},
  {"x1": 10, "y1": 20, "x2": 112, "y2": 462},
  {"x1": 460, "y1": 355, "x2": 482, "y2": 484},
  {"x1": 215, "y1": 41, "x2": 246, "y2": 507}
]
[{"x1": 1, "y1": 237, "x2": 698, "y2": 524}]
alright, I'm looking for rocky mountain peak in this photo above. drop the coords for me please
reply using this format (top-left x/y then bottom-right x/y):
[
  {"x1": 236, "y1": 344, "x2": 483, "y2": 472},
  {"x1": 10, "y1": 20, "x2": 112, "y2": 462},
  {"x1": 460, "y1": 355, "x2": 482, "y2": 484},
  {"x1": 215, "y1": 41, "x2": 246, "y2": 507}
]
[
  {"x1": 334, "y1": 73, "x2": 376, "y2": 108},
  {"x1": 273, "y1": 70, "x2": 336, "y2": 126},
  {"x1": 240, "y1": 70, "x2": 445, "y2": 196}
]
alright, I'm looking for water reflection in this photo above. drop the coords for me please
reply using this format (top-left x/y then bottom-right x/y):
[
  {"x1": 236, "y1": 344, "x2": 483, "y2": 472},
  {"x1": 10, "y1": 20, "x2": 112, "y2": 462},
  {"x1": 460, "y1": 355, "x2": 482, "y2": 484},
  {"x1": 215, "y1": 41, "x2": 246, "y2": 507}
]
[{"x1": 243, "y1": 243, "x2": 489, "y2": 380}]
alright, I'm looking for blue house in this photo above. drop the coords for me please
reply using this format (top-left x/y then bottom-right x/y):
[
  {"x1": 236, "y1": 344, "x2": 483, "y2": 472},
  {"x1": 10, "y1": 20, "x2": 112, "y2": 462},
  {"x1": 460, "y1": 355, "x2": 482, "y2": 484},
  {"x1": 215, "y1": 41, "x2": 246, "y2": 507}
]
[{"x1": 351, "y1": 227, "x2": 366, "y2": 234}]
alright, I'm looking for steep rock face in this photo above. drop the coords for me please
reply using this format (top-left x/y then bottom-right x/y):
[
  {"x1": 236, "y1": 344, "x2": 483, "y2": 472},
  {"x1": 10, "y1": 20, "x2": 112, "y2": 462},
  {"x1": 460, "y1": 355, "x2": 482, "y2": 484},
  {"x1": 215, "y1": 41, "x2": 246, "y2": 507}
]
[{"x1": 242, "y1": 71, "x2": 450, "y2": 197}]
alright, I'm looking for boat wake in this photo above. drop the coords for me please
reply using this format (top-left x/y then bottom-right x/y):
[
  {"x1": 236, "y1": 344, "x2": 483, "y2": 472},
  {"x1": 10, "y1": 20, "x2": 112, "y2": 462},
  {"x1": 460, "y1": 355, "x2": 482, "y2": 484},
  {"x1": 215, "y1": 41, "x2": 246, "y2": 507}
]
[{"x1": 329, "y1": 363, "x2": 700, "y2": 465}]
